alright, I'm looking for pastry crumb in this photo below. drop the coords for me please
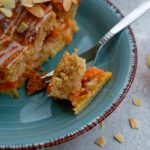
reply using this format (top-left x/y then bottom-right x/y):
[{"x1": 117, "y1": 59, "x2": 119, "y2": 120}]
[
  {"x1": 114, "y1": 133, "x2": 124, "y2": 143},
  {"x1": 95, "y1": 136, "x2": 106, "y2": 147},
  {"x1": 129, "y1": 118, "x2": 139, "y2": 129},
  {"x1": 132, "y1": 98, "x2": 142, "y2": 107}
]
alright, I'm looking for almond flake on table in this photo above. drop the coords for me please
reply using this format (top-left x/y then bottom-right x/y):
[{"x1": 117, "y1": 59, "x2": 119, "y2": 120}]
[
  {"x1": 132, "y1": 98, "x2": 142, "y2": 107},
  {"x1": 114, "y1": 133, "x2": 125, "y2": 143},
  {"x1": 99, "y1": 122, "x2": 105, "y2": 129},
  {"x1": 147, "y1": 53, "x2": 150, "y2": 67},
  {"x1": 128, "y1": 118, "x2": 139, "y2": 129},
  {"x1": 95, "y1": 136, "x2": 106, "y2": 148}
]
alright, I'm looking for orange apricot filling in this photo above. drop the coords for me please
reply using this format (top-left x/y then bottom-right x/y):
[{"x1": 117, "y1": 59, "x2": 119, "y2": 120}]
[{"x1": 70, "y1": 67, "x2": 104, "y2": 101}]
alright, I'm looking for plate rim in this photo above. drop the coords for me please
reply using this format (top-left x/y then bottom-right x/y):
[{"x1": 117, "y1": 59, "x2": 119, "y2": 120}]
[{"x1": 0, "y1": 0, "x2": 138, "y2": 149}]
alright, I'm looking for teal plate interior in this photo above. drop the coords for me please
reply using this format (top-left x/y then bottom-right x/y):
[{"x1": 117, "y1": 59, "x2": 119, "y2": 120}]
[{"x1": 0, "y1": 0, "x2": 137, "y2": 148}]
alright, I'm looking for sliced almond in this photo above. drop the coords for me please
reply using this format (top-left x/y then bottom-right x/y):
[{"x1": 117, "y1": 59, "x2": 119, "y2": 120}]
[
  {"x1": 95, "y1": 136, "x2": 106, "y2": 147},
  {"x1": 114, "y1": 133, "x2": 124, "y2": 143},
  {"x1": 22, "y1": 2, "x2": 34, "y2": 7},
  {"x1": 21, "y1": 0, "x2": 34, "y2": 7},
  {"x1": 63, "y1": 0, "x2": 72, "y2": 12},
  {"x1": 147, "y1": 53, "x2": 150, "y2": 67},
  {"x1": 72, "y1": 0, "x2": 79, "y2": 5},
  {"x1": 0, "y1": 7, "x2": 12, "y2": 17},
  {"x1": 129, "y1": 118, "x2": 139, "y2": 129},
  {"x1": 17, "y1": 22, "x2": 28, "y2": 33},
  {"x1": 26, "y1": 4, "x2": 44, "y2": 17},
  {"x1": 132, "y1": 98, "x2": 142, "y2": 107},
  {"x1": 32, "y1": 0, "x2": 50, "y2": 3},
  {"x1": 99, "y1": 122, "x2": 105, "y2": 129},
  {"x1": 0, "y1": 0, "x2": 16, "y2": 9}
]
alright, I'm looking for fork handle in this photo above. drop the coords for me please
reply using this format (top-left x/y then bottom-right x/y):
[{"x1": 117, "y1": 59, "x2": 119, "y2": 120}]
[
  {"x1": 110, "y1": 1, "x2": 150, "y2": 35},
  {"x1": 94, "y1": 1, "x2": 150, "y2": 65}
]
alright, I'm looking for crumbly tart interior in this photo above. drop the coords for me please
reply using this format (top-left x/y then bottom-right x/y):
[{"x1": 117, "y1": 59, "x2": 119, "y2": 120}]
[
  {"x1": 0, "y1": 0, "x2": 79, "y2": 96},
  {"x1": 47, "y1": 51, "x2": 112, "y2": 114},
  {"x1": 48, "y1": 51, "x2": 86, "y2": 100}
]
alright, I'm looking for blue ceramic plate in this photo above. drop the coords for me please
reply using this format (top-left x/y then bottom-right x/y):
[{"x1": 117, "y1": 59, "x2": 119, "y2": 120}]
[{"x1": 0, "y1": 0, "x2": 137, "y2": 149}]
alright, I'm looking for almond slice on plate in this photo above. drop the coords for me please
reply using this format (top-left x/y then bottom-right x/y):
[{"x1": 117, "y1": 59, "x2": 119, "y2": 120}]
[
  {"x1": 26, "y1": 4, "x2": 44, "y2": 17},
  {"x1": 0, "y1": 7, "x2": 12, "y2": 17},
  {"x1": 63, "y1": 0, "x2": 72, "y2": 12},
  {"x1": 0, "y1": 0, "x2": 15, "y2": 9}
]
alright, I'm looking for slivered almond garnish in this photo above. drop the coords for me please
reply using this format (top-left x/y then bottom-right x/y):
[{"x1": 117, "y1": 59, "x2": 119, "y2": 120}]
[
  {"x1": 95, "y1": 136, "x2": 106, "y2": 147},
  {"x1": 129, "y1": 118, "x2": 139, "y2": 129},
  {"x1": 22, "y1": 2, "x2": 34, "y2": 8},
  {"x1": 32, "y1": 0, "x2": 50, "y2": 3},
  {"x1": 63, "y1": 0, "x2": 72, "y2": 11},
  {"x1": 0, "y1": 0, "x2": 15, "y2": 9},
  {"x1": 0, "y1": 7, "x2": 12, "y2": 17},
  {"x1": 72, "y1": 0, "x2": 79, "y2": 5},
  {"x1": 25, "y1": 4, "x2": 44, "y2": 17},
  {"x1": 21, "y1": 0, "x2": 33, "y2": 7},
  {"x1": 17, "y1": 22, "x2": 28, "y2": 33},
  {"x1": 114, "y1": 133, "x2": 124, "y2": 143},
  {"x1": 132, "y1": 98, "x2": 142, "y2": 107},
  {"x1": 147, "y1": 53, "x2": 150, "y2": 67}
]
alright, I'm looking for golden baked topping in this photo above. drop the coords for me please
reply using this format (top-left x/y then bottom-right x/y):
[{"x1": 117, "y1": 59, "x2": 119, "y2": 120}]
[
  {"x1": 17, "y1": 22, "x2": 29, "y2": 33},
  {"x1": 25, "y1": 4, "x2": 44, "y2": 17},
  {"x1": 0, "y1": 7, "x2": 12, "y2": 17}
]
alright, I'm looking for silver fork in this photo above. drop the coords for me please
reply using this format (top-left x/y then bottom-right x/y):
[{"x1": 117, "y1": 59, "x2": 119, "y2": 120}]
[{"x1": 41, "y1": 1, "x2": 150, "y2": 80}]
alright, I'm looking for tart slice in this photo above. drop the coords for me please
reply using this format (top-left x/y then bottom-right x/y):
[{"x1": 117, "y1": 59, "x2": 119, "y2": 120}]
[
  {"x1": 0, "y1": 0, "x2": 80, "y2": 96},
  {"x1": 47, "y1": 51, "x2": 112, "y2": 114}
]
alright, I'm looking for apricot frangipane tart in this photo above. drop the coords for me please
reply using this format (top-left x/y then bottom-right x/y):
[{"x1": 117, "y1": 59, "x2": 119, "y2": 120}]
[{"x1": 0, "y1": 0, "x2": 80, "y2": 96}]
